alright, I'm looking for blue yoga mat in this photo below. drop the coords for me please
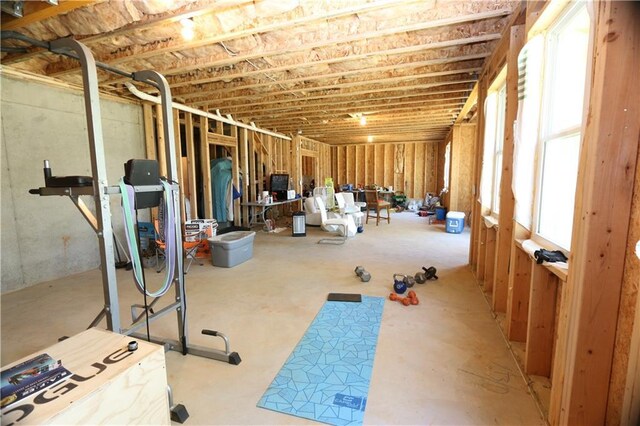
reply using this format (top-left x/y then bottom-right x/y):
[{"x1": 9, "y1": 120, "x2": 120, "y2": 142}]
[{"x1": 257, "y1": 295, "x2": 385, "y2": 426}]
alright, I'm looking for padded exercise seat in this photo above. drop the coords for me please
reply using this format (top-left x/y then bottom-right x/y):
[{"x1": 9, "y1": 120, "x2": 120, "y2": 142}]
[{"x1": 364, "y1": 190, "x2": 391, "y2": 226}]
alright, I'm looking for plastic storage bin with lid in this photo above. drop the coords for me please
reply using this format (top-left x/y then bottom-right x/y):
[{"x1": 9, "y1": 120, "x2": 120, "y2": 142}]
[
  {"x1": 207, "y1": 231, "x2": 256, "y2": 267},
  {"x1": 445, "y1": 211, "x2": 465, "y2": 234}
]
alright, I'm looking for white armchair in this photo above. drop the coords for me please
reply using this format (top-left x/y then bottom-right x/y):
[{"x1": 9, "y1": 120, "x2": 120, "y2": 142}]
[
  {"x1": 334, "y1": 193, "x2": 360, "y2": 236},
  {"x1": 304, "y1": 197, "x2": 323, "y2": 226}
]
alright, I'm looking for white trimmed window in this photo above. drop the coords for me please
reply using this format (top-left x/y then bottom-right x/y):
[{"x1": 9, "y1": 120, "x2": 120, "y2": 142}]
[
  {"x1": 480, "y1": 68, "x2": 507, "y2": 216},
  {"x1": 492, "y1": 83, "x2": 507, "y2": 214},
  {"x1": 533, "y1": 3, "x2": 590, "y2": 251},
  {"x1": 443, "y1": 142, "x2": 451, "y2": 191}
]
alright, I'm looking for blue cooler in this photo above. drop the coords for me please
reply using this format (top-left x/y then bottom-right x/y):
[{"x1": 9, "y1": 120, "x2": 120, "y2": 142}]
[{"x1": 445, "y1": 211, "x2": 465, "y2": 233}]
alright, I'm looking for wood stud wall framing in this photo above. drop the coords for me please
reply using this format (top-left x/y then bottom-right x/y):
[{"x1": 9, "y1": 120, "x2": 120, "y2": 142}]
[
  {"x1": 143, "y1": 106, "x2": 301, "y2": 228},
  {"x1": 331, "y1": 142, "x2": 438, "y2": 199},
  {"x1": 467, "y1": 1, "x2": 640, "y2": 424},
  {"x1": 5, "y1": 1, "x2": 639, "y2": 424}
]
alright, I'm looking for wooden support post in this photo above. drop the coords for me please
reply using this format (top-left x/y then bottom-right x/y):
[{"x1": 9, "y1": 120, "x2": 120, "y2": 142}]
[
  {"x1": 249, "y1": 131, "x2": 256, "y2": 201},
  {"x1": 549, "y1": 277, "x2": 572, "y2": 425},
  {"x1": 477, "y1": 225, "x2": 487, "y2": 282},
  {"x1": 493, "y1": 24, "x2": 525, "y2": 313},
  {"x1": 143, "y1": 104, "x2": 155, "y2": 160},
  {"x1": 154, "y1": 104, "x2": 167, "y2": 177},
  {"x1": 184, "y1": 112, "x2": 198, "y2": 219},
  {"x1": 240, "y1": 128, "x2": 249, "y2": 227},
  {"x1": 199, "y1": 116, "x2": 212, "y2": 219},
  {"x1": 506, "y1": 244, "x2": 532, "y2": 342},
  {"x1": 256, "y1": 135, "x2": 264, "y2": 195},
  {"x1": 525, "y1": 263, "x2": 558, "y2": 377},
  {"x1": 484, "y1": 226, "x2": 496, "y2": 292},
  {"x1": 292, "y1": 135, "x2": 302, "y2": 194},
  {"x1": 469, "y1": 79, "x2": 488, "y2": 269},
  {"x1": 449, "y1": 126, "x2": 461, "y2": 212},
  {"x1": 230, "y1": 125, "x2": 240, "y2": 226},
  {"x1": 265, "y1": 135, "x2": 272, "y2": 177},
  {"x1": 559, "y1": 3, "x2": 640, "y2": 423}
]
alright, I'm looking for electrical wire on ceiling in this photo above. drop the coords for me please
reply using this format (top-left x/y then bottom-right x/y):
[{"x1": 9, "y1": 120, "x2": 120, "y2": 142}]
[{"x1": 219, "y1": 41, "x2": 299, "y2": 98}]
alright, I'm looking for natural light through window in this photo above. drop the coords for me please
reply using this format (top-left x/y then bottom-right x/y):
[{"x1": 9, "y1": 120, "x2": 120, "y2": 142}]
[
  {"x1": 535, "y1": 3, "x2": 590, "y2": 250},
  {"x1": 443, "y1": 142, "x2": 451, "y2": 191},
  {"x1": 492, "y1": 84, "x2": 507, "y2": 214},
  {"x1": 480, "y1": 68, "x2": 506, "y2": 215}
]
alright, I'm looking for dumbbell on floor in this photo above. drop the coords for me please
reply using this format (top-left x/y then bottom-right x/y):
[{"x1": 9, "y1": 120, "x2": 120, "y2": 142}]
[
  {"x1": 415, "y1": 266, "x2": 438, "y2": 284},
  {"x1": 354, "y1": 266, "x2": 371, "y2": 282},
  {"x1": 404, "y1": 275, "x2": 415, "y2": 288}
]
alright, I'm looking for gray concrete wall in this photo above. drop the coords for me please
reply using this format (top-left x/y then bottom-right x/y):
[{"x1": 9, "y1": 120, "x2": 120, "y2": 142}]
[{"x1": 1, "y1": 74, "x2": 145, "y2": 293}]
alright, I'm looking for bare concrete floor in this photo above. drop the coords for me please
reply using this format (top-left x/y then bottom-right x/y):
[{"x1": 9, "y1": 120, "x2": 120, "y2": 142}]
[{"x1": 1, "y1": 212, "x2": 545, "y2": 425}]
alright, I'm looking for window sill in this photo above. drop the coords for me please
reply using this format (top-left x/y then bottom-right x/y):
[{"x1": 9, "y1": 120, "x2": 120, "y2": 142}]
[
  {"x1": 514, "y1": 238, "x2": 568, "y2": 282},
  {"x1": 483, "y1": 215, "x2": 499, "y2": 229}
]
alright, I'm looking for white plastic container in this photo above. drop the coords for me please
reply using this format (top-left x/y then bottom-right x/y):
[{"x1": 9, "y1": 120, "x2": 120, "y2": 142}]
[{"x1": 207, "y1": 231, "x2": 256, "y2": 267}]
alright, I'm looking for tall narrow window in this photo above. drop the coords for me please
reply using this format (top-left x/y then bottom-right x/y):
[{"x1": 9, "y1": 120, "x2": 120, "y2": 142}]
[
  {"x1": 479, "y1": 68, "x2": 507, "y2": 215},
  {"x1": 443, "y1": 142, "x2": 451, "y2": 191},
  {"x1": 535, "y1": 3, "x2": 590, "y2": 250},
  {"x1": 492, "y1": 84, "x2": 507, "y2": 214}
]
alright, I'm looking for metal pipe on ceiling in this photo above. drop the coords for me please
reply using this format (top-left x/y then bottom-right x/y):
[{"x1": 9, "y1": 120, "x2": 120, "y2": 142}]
[
  {"x1": 125, "y1": 82, "x2": 291, "y2": 141},
  {"x1": 0, "y1": 31, "x2": 290, "y2": 140}
]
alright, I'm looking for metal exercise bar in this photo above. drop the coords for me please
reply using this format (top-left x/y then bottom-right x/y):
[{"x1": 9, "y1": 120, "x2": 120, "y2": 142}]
[
  {"x1": 49, "y1": 37, "x2": 121, "y2": 332},
  {"x1": 17, "y1": 34, "x2": 240, "y2": 365},
  {"x1": 132, "y1": 69, "x2": 188, "y2": 354},
  {"x1": 2, "y1": 31, "x2": 134, "y2": 80}
]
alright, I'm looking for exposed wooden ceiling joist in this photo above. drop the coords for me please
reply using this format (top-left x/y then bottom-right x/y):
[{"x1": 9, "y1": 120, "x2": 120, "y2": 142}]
[
  {"x1": 195, "y1": 76, "x2": 479, "y2": 108},
  {"x1": 221, "y1": 88, "x2": 472, "y2": 114},
  {"x1": 1, "y1": 0, "x2": 520, "y2": 145},
  {"x1": 1, "y1": 0, "x2": 95, "y2": 31}
]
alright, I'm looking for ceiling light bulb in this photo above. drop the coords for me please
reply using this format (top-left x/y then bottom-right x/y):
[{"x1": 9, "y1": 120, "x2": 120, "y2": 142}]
[
  {"x1": 367, "y1": 135, "x2": 373, "y2": 143},
  {"x1": 180, "y1": 18, "x2": 195, "y2": 40},
  {"x1": 360, "y1": 116, "x2": 367, "y2": 126},
  {"x1": 180, "y1": 18, "x2": 195, "y2": 28},
  {"x1": 181, "y1": 27, "x2": 195, "y2": 40}
]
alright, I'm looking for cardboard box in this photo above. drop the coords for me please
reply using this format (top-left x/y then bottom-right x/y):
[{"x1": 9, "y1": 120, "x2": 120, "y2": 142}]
[
  {"x1": 184, "y1": 219, "x2": 218, "y2": 242},
  {"x1": 185, "y1": 219, "x2": 218, "y2": 258}
]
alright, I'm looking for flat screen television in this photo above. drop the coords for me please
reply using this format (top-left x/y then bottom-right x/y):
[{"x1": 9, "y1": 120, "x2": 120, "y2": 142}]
[{"x1": 270, "y1": 174, "x2": 289, "y2": 192}]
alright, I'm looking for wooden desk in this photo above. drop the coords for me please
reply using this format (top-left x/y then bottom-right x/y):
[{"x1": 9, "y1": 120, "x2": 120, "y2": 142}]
[{"x1": 1, "y1": 328, "x2": 169, "y2": 425}]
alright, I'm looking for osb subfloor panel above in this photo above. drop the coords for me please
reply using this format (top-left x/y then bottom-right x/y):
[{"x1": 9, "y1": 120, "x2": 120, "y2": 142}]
[
  {"x1": 1, "y1": 213, "x2": 543, "y2": 425},
  {"x1": 1, "y1": 0, "x2": 519, "y2": 144}
]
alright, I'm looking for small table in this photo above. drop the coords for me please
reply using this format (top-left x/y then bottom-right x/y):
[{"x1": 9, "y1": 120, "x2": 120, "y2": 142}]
[{"x1": 242, "y1": 198, "x2": 302, "y2": 228}]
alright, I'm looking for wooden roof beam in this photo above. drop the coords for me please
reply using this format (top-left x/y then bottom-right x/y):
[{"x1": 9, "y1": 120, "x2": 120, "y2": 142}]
[
  {"x1": 47, "y1": 0, "x2": 511, "y2": 77},
  {"x1": 1, "y1": 0, "x2": 253, "y2": 64},
  {"x1": 232, "y1": 99, "x2": 467, "y2": 121},
  {"x1": 251, "y1": 104, "x2": 463, "y2": 125},
  {"x1": 162, "y1": 37, "x2": 497, "y2": 91},
  {"x1": 174, "y1": 57, "x2": 486, "y2": 100},
  {"x1": 1, "y1": 0, "x2": 95, "y2": 31},
  {"x1": 179, "y1": 64, "x2": 482, "y2": 103},
  {"x1": 224, "y1": 90, "x2": 470, "y2": 116},
  {"x1": 189, "y1": 77, "x2": 477, "y2": 109}
]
